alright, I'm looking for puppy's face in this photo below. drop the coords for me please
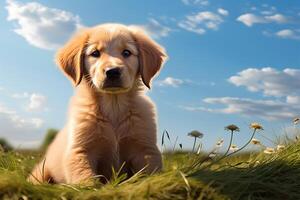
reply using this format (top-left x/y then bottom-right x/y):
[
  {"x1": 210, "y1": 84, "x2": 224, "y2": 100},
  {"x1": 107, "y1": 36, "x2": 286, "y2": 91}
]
[
  {"x1": 56, "y1": 24, "x2": 167, "y2": 93},
  {"x1": 84, "y1": 26, "x2": 139, "y2": 93}
]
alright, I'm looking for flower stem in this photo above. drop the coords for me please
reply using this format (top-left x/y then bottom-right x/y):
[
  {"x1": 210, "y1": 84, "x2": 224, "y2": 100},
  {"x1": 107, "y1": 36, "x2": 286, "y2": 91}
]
[
  {"x1": 226, "y1": 129, "x2": 257, "y2": 157},
  {"x1": 224, "y1": 130, "x2": 234, "y2": 157},
  {"x1": 197, "y1": 131, "x2": 234, "y2": 170},
  {"x1": 192, "y1": 137, "x2": 196, "y2": 153},
  {"x1": 212, "y1": 130, "x2": 234, "y2": 162}
]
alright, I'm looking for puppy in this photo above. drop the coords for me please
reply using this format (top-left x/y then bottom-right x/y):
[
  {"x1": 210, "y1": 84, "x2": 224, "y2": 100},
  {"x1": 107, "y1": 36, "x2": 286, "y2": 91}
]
[{"x1": 28, "y1": 24, "x2": 167, "y2": 184}]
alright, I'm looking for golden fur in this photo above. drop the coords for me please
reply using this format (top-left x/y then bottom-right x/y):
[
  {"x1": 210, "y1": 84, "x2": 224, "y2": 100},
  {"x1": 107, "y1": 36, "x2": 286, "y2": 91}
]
[{"x1": 28, "y1": 24, "x2": 167, "y2": 184}]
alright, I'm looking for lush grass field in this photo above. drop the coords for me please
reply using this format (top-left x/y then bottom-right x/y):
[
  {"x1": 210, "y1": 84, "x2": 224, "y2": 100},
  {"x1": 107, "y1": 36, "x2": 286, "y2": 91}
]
[{"x1": 0, "y1": 139, "x2": 299, "y2": 200}]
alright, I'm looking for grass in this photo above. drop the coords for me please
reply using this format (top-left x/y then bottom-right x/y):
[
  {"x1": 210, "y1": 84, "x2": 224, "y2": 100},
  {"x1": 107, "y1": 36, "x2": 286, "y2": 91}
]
[{"x1": 0, "y1": 140, "x2": 300, "y2": 200}]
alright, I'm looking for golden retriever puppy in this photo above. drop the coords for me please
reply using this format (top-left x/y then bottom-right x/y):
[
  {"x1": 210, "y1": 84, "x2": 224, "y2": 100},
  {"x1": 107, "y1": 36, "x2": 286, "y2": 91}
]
[{"x1": 28, "y1": 24, "x2": 167, "y2": 184}]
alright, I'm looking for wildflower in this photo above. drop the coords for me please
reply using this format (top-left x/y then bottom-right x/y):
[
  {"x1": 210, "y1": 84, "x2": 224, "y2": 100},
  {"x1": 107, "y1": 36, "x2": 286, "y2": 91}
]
[
  {"x1": 294, "y1": 117, "x2": 300, "y2": 125},
  {"x1": 188, "y1": 130, "x2": 204, "y2": 153},
  {"x1": 250, "y1": 122, "x2": 263, "y2": 130},
  {"x1": 208, "y1": 152, "x2": 217, "y2": 159},
  {"x1": 263, "y1": 147, "x2": 275, "y2": 154},
  {"x1": 216, "y1": 139, "x2": 224, "y2": 148},
  {"x1": 230, "y1": 144, "x2": 239, "y2": 152},
  {"x1": 276, "y1": 145, "x2": 285, "y2": 151},
  {"x1": 188, "y1": 130, "x2": 204, "y2": 138},
  {"x1": 172, "y1": 165, "x2": 178, "y2": 170},
  {"x1": 225, "y1": 124, "x2": 240, "y2": 132},
  {"x1": 251, "y1": 138, "x2": 261, "y2": 145}
]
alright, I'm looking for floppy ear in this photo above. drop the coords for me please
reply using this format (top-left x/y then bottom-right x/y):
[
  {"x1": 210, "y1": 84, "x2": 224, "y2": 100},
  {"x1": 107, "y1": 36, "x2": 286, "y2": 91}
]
[
  {"x1": 56, "y1": 29, "x2": 90, "y2": 86},
  {"x1": 131, "y1": 28, "x2": 167, "y2": 89}
]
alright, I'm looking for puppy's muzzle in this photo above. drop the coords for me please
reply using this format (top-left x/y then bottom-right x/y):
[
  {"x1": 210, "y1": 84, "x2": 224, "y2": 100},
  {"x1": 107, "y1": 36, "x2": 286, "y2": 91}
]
[
  {"x1": 106, "y1": 67, "x2": 121, "y2": 79},
  {"x1": 103, "y1": 67, "x2": 123, "y2": 89}
]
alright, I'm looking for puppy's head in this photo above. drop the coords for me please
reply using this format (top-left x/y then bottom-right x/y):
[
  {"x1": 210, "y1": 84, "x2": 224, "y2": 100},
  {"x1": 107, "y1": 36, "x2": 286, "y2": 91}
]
[{"x1": 56, "y1": 24, "x2": 167, "y2": 94}]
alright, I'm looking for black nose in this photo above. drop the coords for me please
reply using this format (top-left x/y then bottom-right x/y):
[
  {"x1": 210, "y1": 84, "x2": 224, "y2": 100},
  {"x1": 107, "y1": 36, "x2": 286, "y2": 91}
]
[{"x1": 105, "y1": 67, "x2": 121, "y2": 79}]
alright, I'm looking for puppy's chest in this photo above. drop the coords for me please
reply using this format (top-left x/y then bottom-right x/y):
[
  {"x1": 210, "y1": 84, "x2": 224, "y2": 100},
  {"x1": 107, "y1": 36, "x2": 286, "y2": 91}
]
[{"x1": 91, "y1": 109, "x2": 136, "y2": 140}]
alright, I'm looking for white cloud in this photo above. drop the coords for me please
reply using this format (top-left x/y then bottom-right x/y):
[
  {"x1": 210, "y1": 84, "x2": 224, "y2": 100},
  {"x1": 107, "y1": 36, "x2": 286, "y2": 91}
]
[
  {"x1": 218, "y1": 8, "x2": 229, "y2": 16},
  {"x1": 265, "y1": 14, "x2": 288, "y2": 23},
  {"x1": 178, "y1": 21, "x2": 206, "y2": 35},
  {"x1": 275, "y1": 29, "x2": 300, "y2": 40},
  {"x1": 197, "y1": 97, "x2": 299, "y2": 121},
  {"x1": 157, "y1": 77, "x2": 184, "y2": 87},
  {"x1": 182, "y1": 0, "x2": 209, "y2": 6},
  {"x1": 11, "y1": 92, "x2": 29, "y2": 99},
  {"x1": 237, "y1": 13, "x2": 267, "y2": 26},
  {"x1": 286, "y1": 96, "x2": 300, "y2": 104},
  {"x1": 0, "y1": 104, "x2": 44, "y2": 148},
  {"x1": 183, "y1": 67, "x2": 300, "y2": 121},
  {"x1": 0, "y1": 90, "x2": 46, "y2": 147},
  {"x1": 0, "y1": 103, "x2": 44, "y2": 129},
  {"x1": 27, "y1": 93, "x2": 47, "y2": 111},
  {"x1": 237, "y1": 13, "x2": 289, "y2": 27},
  {"x1": 135, "y1": 18, "x2": 171, "y2": 39},
  {"x1": 228, "y1": 67, "x2": 300, "y2": 97},
  {"x1": 10, "y1": 139, "x2": 41, "y2": 148},
  {"x1": 6, "y1": 0, "x2": 82, "y2": 50},
  {"x1": 178, "y1": 11, "x2": 227, "y2": 35}
]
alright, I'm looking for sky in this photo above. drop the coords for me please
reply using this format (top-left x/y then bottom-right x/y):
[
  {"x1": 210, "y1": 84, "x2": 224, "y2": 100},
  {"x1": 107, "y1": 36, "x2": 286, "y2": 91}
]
[{"x1": 0, "y1": 0, "x2": 299, "y2": 151}]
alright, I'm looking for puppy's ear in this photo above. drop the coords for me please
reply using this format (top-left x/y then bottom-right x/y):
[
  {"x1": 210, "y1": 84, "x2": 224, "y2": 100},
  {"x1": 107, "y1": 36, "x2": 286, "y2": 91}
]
[
  {"x1": 130, "y1": 28, "x2": 167, "y2": 89},
  {"x1": 56, "y1": 29, "x2": 90, "y2": 86}
]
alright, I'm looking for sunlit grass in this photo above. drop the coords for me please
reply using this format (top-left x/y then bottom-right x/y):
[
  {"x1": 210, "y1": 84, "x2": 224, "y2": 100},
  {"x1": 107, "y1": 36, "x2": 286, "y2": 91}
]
[
  {"x1": 0, "y1": 140, "x2": 299, "y2": 199},
  {"x1": 0, "y1": 121, "x2": 300, "y2": 199}
]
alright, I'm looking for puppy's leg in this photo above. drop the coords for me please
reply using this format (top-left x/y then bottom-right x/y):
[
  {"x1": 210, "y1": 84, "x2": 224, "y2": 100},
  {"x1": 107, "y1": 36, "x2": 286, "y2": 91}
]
[
  {"x1": 64, "y1": 137, "x2": 119, "y2": 184},
  {"x1": 64, "y1": 148, "x2": 96, "y2": 184},
  {"x1": 130, "y1": 144, "x2": 162, "y2": 174},
  {"x1": 27, "y1": 159, "x2": 53, "y2": 184}
]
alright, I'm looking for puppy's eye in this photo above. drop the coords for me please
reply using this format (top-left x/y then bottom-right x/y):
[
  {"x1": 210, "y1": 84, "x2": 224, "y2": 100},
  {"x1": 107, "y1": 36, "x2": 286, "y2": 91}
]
[
  {"x1": 122, "y1": 49, "x2": 132, "y2": 58},
  {"x1": 90, "y1": 50, "x2": 100, "y2": 58}
]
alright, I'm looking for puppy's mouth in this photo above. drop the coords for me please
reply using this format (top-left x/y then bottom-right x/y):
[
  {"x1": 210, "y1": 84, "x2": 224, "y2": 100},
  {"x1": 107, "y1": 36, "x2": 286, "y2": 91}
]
[{"x1": 100, "y1": 80, "x2": 129, "y2": 94}]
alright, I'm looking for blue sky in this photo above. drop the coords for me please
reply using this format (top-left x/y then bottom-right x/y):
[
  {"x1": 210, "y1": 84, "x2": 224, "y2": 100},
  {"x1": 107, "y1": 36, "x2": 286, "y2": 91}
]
[{"x1": 0, "y1": 0, "x2": 300, "y2": 151}]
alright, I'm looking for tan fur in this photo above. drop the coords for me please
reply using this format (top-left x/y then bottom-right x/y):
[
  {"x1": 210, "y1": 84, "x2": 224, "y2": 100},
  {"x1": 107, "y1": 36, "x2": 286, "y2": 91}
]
[{"x1": 28, "y1": 24, "x2": 167, "y2": 184}]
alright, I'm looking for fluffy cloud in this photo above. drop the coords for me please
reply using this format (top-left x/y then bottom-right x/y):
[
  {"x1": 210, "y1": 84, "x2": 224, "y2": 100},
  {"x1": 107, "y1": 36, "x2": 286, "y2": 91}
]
[
  {"x1": 135, "y1": 18, "x2": 171, "y2": 39},
  {"x1": 157, "y1": 77, "x2": 184, "y2": 87},
  {"x1": 0, "y1": 103, "x2": 44, "y2": 147},
  {"x1": 218, "y1": 8, "x2": 229, "y2": 16},
  {"x1": 228, "y1": 67, "x2": 300, "y2": 97},
  {"x1": 0, "y1": 104, "x2": 43, "y2": 128},
  {"x1": 184, "y1": 67, "x2": 300, "y2": 121},
  {"x1": 275, "y1": 29, "x2": 300, "y2": 40},
  {"x1": 181, "y1": 0, "x2": 209, "y2": 6},
  {"x1": 11, "y1": 92, "x2": 29, "y2": 99},
  {"x1": 11, "y1": 92, "x2": 47, "y2": 112},
  {"x1": 27, "y1": 93, "x2": 47, "y2": 111},
  {"x1": 6, "y1": 0, "x2": 171, "y2": 49},
  {"x1": 237, "y1": 13, "x2": 289, "y2": 27},
  {"x1": 178, "y1": 11, "x2": 227, "y2": 35},
  {"x1": 190, "y1": 97, "x2": 299, "y2": 121},
  {"x1": 6, "y1": 0, "x2": 82, "y2": 50},
  {"x1": 0, "y1": 91, "x2": 46, "y2": 147},
  {"x1": 287, "y1": 96, "x2": 300, "y2": 104}
]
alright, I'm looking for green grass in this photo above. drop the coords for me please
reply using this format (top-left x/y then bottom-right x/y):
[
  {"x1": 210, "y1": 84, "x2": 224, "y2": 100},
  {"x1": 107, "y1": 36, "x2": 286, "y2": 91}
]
[{"x1": 0, "y1": 141, "x2": 300, "y2": 200}]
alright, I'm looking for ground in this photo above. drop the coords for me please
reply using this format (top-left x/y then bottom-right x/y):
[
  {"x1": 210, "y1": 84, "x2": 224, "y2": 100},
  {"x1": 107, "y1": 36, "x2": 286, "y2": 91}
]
[{"x1": 0, "y1": 141, "x2": 299, "y2": 200}]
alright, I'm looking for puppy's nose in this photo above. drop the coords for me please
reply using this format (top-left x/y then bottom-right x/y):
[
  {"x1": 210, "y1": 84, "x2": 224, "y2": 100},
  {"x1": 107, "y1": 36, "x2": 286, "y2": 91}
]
[{"x1": 105, "y1": 67, "x2": 121, "y2": 79}]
